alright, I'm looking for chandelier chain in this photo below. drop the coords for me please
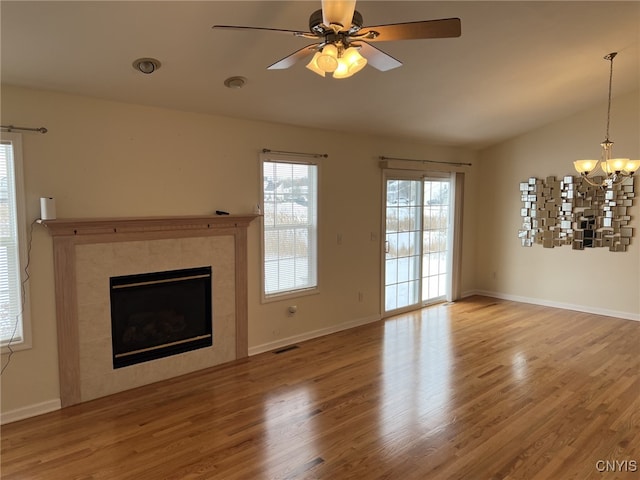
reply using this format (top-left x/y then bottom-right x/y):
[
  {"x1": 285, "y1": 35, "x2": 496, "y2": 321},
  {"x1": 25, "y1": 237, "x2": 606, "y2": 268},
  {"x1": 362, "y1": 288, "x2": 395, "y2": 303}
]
[{"x1": 604, "y1": 52, "x2": 617, "y2": 142}]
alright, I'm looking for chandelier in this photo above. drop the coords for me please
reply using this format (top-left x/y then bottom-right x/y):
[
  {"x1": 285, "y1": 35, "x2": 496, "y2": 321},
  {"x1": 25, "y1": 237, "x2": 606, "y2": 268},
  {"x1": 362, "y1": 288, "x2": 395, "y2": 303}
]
[{"x1": 573, "y1": 52, "x2": 639, "y2": 186}]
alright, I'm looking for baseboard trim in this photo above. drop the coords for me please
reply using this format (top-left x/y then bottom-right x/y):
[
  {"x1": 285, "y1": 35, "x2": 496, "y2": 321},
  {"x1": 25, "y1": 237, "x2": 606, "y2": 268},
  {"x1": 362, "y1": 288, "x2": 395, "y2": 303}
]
[
  {"x1": 249, "y1": 313, "x2": 383, "y2": 356},
  {"x1": 1, "y1": 398, "x2": 61, "y2": 425},
  {"x1": 470, "y1": 289, "x2": 640, "y2": 322}
]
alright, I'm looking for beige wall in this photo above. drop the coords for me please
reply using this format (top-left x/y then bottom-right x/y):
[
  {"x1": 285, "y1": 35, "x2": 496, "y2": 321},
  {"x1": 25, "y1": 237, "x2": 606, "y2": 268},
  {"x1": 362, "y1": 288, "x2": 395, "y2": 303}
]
[
  {"x1": 476, "y1": 90, "x2": 640, "y2": 319},
  {"x1": 5, "y1": 83, "x2": 636, "y2": 419},
  {"x1": 0, "y1": 85, "x2": 478, "y2": 415}
]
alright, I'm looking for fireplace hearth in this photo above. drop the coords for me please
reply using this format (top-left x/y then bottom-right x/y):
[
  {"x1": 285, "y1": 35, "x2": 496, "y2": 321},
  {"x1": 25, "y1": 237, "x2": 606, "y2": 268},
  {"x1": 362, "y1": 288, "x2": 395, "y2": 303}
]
[{"x1": 110, "y1": 266, "x2": 213, "y2": 368}]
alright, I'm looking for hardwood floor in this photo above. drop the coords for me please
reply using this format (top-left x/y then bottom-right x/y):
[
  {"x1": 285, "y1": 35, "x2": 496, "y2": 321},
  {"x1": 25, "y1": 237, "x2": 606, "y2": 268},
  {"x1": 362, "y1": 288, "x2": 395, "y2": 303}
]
[{"x1": 2, "y1": 296, "x2": 639, "y2": 479}]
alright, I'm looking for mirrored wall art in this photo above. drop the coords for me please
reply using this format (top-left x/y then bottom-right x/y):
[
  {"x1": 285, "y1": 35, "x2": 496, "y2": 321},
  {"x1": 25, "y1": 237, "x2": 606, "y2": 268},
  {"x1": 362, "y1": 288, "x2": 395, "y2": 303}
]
[{"x1": 519, "y1": 176, "x2": 635, "y2": 251}]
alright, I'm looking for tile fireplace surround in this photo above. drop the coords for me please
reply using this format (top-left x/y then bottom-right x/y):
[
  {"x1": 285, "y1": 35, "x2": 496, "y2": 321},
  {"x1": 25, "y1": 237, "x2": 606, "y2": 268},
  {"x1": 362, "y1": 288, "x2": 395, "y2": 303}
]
[{"x1": 40, "y1": 215, "x2": 258, "y2": 407}]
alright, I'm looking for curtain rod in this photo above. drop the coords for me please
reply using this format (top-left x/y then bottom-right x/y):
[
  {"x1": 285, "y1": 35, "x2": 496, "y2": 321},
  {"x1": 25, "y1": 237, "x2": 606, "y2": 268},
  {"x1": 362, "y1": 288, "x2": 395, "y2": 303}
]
[
  {"x1": 1, "y1": 124, "x2": 48, "y2": 134},
  {"x1": 262, "y1": 148, "x2": 328, "y2": 159},
  {"x1": 380, "y1": 156, "x2": 472, "y2": 167}
]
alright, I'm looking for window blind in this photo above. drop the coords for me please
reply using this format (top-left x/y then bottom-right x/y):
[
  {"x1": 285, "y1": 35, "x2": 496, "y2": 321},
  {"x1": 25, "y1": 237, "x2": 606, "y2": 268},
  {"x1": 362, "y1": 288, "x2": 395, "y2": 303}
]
[
  {"x1": 0, "y1": 140, "x2": 24, "y2": 345},
  {"x1": 262, "y1": 157, "x2": 318, "y2": 297}
]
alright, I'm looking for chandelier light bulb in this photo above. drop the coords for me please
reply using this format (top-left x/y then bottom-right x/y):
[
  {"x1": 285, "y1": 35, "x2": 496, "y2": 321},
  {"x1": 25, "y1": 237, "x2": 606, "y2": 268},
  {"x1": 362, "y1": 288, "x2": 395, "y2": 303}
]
[
  {"x1": 606, "y1": 158, "x2": 630, "y2": 173},
  {"x1": 624, "y1": 159, "x2": 640, "y2": 174},
  {"x1": 573, "y1": 160, "x2": 598, "y2": 174}
]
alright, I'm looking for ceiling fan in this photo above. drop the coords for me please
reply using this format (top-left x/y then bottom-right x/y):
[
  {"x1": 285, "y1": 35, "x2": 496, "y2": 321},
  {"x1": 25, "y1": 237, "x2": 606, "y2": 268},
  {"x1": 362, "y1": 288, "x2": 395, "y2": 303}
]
[{"x1": 212, "y1": 0, "x2": 461, "y2": 79}]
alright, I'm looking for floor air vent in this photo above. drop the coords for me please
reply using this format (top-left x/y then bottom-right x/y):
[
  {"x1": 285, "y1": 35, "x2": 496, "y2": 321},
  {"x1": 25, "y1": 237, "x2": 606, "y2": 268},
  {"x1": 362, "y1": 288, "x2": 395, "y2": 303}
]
[{"x1": 273, "y1": 345, "x2": 300, "y2": 354}]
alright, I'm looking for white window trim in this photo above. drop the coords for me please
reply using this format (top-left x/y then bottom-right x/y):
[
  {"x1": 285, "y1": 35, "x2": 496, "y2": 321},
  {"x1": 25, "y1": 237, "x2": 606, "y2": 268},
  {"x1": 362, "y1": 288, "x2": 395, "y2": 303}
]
[
  {"x1": 1, "y1": 132, "x2": 32, "y2": 353},
  {"x1": 259, "y1": 152, "x2": 321, "y2": 303}
]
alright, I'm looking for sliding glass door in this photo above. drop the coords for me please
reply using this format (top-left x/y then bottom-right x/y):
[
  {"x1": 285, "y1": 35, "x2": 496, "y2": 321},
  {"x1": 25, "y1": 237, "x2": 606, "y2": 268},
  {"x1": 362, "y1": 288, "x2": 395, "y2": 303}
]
[
  {"x1": 422, "y1": 178, "x2": 451, "y2": 303},
  {"x1": 384, "y1": 174, "x2": 453, "y2": 315},
  {"x1": 384, "y1": 179, "x2": 422, "y2": 312}
]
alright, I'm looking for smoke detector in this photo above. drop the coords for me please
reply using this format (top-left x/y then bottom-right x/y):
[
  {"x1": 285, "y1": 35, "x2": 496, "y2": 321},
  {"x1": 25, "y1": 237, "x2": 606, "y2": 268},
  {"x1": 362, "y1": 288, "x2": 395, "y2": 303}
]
[{"x1": 224, "y1": 76, "x2": 247, "y2": 89}]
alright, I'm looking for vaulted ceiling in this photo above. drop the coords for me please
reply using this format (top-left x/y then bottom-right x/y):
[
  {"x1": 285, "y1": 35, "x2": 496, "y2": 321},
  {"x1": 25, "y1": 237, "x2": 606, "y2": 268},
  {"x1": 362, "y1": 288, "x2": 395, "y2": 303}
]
[{"x1": 1, "y1": 1, "x2": 638, "y2": 149}]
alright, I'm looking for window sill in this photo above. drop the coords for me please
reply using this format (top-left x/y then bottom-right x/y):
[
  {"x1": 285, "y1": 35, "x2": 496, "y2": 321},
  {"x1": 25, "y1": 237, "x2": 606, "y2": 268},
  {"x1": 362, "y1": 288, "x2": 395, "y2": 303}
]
[
  {"x1": 262, "y1": 287, "x2": 320, "y2": 304},
  {"x1": 2, "y1": 340, "x2": 32, "y2": 355}
]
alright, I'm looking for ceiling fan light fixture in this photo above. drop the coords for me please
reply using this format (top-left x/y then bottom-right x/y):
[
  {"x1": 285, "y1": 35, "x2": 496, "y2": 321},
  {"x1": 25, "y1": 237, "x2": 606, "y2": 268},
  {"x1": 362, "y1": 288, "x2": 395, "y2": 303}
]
[
  {"x1": 306, "y1": 52, "x2": 326, "y2": 77},
  {"x1": 317, "y1": 44, "x2": 339, "y2": 72},
  {"x1": 343, "y1": 46, "x2": 367, "y2": 74},
  {"x1": 332, "y1": 58, "x2": 352, "y2": 79},
  {"x1": 322, "y1": 0, "x2": 357, "y2": 31},
  {"x1": 332, "y1": 46, "x2": 367, "y2": 79}
]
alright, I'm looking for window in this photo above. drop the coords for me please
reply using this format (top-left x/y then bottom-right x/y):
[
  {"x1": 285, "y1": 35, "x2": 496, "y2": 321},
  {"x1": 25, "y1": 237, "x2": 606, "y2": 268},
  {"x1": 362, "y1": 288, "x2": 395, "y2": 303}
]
[
  {"x1": 0, "y1": 133, "x2": 31, "y2": 350},
  {"x1": 261, "y1": 154, "x2": 318, "y2": 299}
]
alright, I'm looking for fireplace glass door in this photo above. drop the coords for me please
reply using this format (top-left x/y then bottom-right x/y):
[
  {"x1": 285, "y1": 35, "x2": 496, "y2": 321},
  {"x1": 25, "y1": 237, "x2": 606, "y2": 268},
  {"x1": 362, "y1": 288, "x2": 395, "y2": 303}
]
[{"x1": 110, "y1": 266, "x2": 212, "y2": 368}]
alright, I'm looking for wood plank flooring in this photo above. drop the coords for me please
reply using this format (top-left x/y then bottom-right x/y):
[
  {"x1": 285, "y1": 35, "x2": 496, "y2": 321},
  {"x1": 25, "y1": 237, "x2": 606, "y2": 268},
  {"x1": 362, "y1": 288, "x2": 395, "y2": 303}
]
[{"x1": 2, "y1": 296, "x2": 639, "y2": 479}]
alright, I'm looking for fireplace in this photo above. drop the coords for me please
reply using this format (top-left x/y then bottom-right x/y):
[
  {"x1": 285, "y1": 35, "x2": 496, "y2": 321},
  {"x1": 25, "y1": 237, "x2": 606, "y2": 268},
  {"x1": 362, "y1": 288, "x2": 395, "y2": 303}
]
[
  {"x1": 110, "y1": 266, "x2": 213, "y2": 368},
  {"x1": 41, "y1": 214, "x2": 257, "y2": 406}
]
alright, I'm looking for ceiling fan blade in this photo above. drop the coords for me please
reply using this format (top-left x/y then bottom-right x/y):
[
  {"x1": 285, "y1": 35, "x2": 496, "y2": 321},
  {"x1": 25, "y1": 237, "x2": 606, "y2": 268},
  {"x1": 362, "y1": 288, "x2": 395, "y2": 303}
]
[
  {"x1": 360, "y1": 18, "x2": 461, "y2": 42},
  {"x1": 356, "y1": 42, "x2": 402, "y2": 72},
  {"x1": 267, "y1": 44, "x2": 320, "y2": 70},
  {"x1": 321, "y1": 0, "x2": 356, "y2": 30},
  {"x1": 212, "y1": 25, "x2": 309, "y2": 36}
]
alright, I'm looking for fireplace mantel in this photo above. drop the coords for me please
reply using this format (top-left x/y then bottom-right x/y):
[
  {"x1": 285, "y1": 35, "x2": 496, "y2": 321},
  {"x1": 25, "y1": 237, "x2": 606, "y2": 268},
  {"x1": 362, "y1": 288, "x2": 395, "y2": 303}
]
[
  {"x1": 38, "y1": 214, "x2": 258, "y2": 237},
  {"x1": 41, "y1": 214, "x2": 259, "y2": 407}
]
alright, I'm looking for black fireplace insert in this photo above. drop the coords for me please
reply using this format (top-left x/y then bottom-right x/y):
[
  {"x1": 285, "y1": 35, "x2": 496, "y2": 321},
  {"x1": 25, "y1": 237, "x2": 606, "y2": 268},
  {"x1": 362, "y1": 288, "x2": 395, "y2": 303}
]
[{"x1": 110, "y1": 266, "x2": 212, "y2": 368}]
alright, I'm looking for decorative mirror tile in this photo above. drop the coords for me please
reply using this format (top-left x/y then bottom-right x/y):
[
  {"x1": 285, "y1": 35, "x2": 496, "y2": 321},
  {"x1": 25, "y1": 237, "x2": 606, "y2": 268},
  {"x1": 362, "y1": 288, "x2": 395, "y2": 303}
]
[{"x1": 519, "y1": 176, "x2": 635, "y2": 251}]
